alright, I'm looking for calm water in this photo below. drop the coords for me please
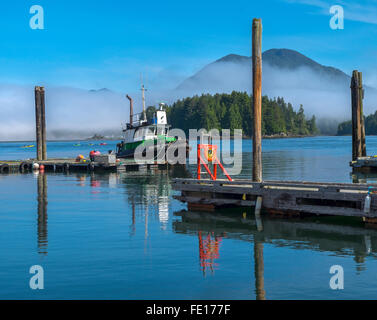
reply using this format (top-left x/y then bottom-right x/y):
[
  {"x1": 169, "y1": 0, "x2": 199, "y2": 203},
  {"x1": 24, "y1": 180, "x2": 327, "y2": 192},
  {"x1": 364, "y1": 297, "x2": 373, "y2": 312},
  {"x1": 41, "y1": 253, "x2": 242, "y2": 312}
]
[{"x1": 1, "y1": 136, "x2": 377, "y2": 299}]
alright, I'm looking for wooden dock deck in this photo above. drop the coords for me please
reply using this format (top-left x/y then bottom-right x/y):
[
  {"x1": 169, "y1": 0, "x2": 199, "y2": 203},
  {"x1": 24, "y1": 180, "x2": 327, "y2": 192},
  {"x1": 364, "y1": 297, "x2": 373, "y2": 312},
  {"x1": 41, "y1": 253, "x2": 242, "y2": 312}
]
[
  {"x1": 0, "y1": 158, "x2": 181, "y2": 174},
  {"x1": 351, "y1": 156, "x2": 377, "y2": 172},
  {"x1": 172, "y1": 178, "x2": 377, "y2": 222}
]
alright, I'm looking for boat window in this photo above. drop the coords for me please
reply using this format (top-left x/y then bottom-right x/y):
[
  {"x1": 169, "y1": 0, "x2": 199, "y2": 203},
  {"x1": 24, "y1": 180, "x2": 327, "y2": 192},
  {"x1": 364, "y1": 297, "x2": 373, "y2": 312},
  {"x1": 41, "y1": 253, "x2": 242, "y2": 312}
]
[{"x1": 157, "y1": 127, "x2": 164, "y2": 136}]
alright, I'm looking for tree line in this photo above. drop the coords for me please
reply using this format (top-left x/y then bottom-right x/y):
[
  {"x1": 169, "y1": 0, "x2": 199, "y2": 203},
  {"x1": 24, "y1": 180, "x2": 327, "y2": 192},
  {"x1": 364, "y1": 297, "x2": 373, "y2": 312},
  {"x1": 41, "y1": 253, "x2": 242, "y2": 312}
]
[
  {"x1": 146, "y1": 91, "x2": 318, "y2": 136},
  {"x1": 337, "y1": 111, "x2": 377, "y2": 136}
]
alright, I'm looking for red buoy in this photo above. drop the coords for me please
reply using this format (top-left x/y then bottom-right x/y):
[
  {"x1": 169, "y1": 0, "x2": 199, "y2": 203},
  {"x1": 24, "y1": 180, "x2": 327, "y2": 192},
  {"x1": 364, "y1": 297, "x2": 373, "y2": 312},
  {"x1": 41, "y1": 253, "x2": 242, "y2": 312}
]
[{"x1": 89, "y1": 150, "x2": 101, "y2": 161}]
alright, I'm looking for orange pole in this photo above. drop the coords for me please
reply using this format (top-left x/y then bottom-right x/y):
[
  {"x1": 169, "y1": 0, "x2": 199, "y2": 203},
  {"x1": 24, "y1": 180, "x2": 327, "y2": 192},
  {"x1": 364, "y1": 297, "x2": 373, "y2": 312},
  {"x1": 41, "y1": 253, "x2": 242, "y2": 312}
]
[
  {"x1": 200, "y1": 155, "x2": 216, "y2": 180},
  {"x1": 217, "y1": 161, "x2": 233, "y2": 181}
]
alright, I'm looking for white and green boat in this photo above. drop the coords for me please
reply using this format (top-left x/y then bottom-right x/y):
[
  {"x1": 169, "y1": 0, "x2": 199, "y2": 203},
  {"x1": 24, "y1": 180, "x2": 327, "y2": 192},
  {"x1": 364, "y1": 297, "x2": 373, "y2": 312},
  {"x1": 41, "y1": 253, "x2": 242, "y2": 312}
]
[{"x1": 116, "y1": 87, "x2": 181, "y2": 159}]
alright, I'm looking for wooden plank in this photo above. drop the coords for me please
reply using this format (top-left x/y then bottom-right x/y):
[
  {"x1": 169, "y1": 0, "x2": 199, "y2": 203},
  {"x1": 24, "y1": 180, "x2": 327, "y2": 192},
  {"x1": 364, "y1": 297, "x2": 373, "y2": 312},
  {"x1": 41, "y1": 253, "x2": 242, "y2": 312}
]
[
  {"x1": 173, "y1": 178, "x2": 377, "y2": 191},
  {"x1": 175, "y1": 184, "x2": 369, "y2": 204},
  {"x1": 174, "y1": 195, "x2": 255, "y2": 207},
  {"x1": 173, "y1": 181, "x2": 373, "y2": 196},
  {"x1": 188, "y1": 203, "x2": 215, "y2": 212},
  {"x1": 173, "y1": 177, "x2": 377, "y2": 218}
]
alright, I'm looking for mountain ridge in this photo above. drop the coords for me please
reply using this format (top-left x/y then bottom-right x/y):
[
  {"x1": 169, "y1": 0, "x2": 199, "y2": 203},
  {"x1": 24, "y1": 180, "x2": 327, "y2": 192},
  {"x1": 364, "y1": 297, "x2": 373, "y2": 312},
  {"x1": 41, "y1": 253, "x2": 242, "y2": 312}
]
[{"x1": 177, "y1": 48, "x2": 350, "y2": 91}]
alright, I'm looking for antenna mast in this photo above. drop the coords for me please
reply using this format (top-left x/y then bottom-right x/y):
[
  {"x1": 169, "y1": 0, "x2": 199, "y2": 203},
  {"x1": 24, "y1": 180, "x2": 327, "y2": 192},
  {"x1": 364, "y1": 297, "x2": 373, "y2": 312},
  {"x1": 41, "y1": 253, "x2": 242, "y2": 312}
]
[{"x1": 141, "y1": 74, "x2": 147, "y2": 121}]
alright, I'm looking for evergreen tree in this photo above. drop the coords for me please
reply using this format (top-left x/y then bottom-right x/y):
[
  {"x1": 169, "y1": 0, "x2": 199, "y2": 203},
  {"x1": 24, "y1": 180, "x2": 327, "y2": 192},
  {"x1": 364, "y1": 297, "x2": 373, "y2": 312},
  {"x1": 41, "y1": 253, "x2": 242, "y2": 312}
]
[{"x1": 228, "y1": 103, "x2": 243, "y2": 133}]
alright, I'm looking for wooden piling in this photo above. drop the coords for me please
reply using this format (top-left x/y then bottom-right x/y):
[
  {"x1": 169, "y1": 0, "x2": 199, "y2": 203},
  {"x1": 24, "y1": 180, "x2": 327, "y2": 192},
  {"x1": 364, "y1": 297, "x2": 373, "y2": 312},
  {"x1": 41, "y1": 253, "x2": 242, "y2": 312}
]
[
  {"x1": 358, "y1": 72, "x2": 366, "y2": 157},
  {"x1": 351, "y1": 71, "x2": 362, "y2": 161},
  {"x1": 40, "y1": 87, "x2": 47, "y2": 160},
  {"x1": 34, "y1": 86, "x2": 43, "y2": 161},
  {"x1": 252, "y1": 18, "x2": 262, "y2": 182},
  {"x1": 254, "y1": 239, "x2": 266, "y2": 300}
]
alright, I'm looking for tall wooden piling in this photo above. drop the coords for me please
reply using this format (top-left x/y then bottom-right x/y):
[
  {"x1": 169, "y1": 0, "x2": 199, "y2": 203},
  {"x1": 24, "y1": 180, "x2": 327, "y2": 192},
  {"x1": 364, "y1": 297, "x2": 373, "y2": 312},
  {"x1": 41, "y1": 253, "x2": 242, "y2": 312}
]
[
  {"x1": 35, "y1": 86, "x2": 43, "y2": 161},
  {"x1": 358, "y1": 72, "x2": 366, "y2": 157},
  {"x1": 351, "y1": 71, "x2": 362, "y2": 161},
  {"x1": 252, "y1": 18, "x2": 262, "y2": 182},
  {"x1": 40, "y1": 87, "x2": 47, "y2": 160}
]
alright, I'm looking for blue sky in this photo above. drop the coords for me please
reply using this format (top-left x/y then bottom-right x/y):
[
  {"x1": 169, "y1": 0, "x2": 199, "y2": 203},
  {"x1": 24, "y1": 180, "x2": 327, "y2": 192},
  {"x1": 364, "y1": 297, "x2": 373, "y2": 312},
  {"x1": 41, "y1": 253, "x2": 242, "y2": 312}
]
[{"x1": 1, "y1": 0, "x2": 377, "y2": 91}]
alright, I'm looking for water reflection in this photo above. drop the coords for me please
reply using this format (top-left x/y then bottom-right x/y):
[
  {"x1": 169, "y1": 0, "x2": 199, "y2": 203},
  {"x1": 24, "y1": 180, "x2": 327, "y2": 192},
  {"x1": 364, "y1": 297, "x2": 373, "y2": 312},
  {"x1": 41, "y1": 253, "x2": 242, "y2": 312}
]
[
  {"x1": 69, "y1": 165, "x2": 190, "y2": 239},
  {"x1": 198, "y1": 231, "x2": 223, "y2": 276},
  {"x1": 173, "y1": 209, "x2": 377, "y2": 299},
  {"x1": 36, "y1": 173, "x2": 48, "y2": 255},
  {"x1": 351, "y1": 170, "x2": 377, "y2": 184},
  {"x1": 118, "y1": 169, "x2": 180, "y2": 233},
  {"x1": 253, "y1": 239, "x2": 265, "y2": 300}
]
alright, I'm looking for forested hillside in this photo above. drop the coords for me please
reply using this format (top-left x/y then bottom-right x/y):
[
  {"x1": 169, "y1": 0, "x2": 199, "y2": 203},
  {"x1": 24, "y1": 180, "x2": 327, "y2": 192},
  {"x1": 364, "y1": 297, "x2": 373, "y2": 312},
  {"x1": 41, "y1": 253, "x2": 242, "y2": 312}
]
[
  {"x1": 147, "y1": 92, "x2": 318, "y2": 137},
  {"x1": 337, "y1": 111, "x2": 377, "y2": 135}
]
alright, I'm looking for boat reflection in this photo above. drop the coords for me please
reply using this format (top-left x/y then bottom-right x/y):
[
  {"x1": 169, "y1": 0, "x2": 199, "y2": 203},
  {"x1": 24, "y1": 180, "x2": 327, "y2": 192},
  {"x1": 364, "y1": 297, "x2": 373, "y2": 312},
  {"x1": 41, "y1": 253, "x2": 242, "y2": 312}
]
[
  {"x1": 71, "y1": 165, "x2": 190, "y2": 240},
  {"x1": 119, "y1": 171, "x2": 172, "y2": 235}
]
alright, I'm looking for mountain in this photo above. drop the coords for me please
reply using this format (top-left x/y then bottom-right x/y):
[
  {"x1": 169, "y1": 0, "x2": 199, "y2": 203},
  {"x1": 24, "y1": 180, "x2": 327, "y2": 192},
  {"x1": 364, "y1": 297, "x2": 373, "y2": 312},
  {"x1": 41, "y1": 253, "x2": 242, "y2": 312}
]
[
  {"x1": 177, "y1": 49, "x2": 350, "y2": 91},
  {"x1": 262, "y1": 49, "x2": 349, "y2": 81},
  {"x1": 89, "y1": 88, "x2": 112, "y2": 93},
  {"x1": 174, "y1": 48, "x2": 377, "y2": 135}
]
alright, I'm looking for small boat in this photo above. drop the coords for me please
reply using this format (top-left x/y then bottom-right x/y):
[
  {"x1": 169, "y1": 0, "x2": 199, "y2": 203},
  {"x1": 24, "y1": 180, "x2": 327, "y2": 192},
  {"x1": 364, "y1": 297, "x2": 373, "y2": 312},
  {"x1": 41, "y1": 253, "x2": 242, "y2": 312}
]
[
  {"x1": 21, "y1": 145, "x2": 35, "y2": 148},
  {"x1": 88, "y1": 143, "x2": 94, "y2": 146},
  {"x1": 73, "y1": 143, "x2": 81, "y2": 147},
  {"x1": 99, "y1": 143, "x2": 107, "y2": 146}
]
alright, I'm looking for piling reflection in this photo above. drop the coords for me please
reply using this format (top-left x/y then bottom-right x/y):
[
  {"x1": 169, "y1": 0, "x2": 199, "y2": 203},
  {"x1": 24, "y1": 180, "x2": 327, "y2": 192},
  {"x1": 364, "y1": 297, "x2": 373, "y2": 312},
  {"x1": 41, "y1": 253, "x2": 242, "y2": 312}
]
[
  {"x1": 351, "y1": 170, "x2": 377, "y2": 184},
  {"x1": 253, "y1": 238, "x2": 265, "y2": 300},
  {"x1": 130, "y1": 197, "x2": 136, "y2": 236},
  {"x1": 36, "y1": 173, "x2": 48, "y2": 255},
  {"x1": 173, "y1": 209, "x2": 377, "y2": 299}
]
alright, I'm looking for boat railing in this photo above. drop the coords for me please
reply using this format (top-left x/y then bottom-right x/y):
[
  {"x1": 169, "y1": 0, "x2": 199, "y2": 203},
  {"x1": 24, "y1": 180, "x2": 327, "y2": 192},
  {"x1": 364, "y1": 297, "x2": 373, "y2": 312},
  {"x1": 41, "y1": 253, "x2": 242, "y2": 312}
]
[{"x1": 122, "y1": 112, "x2": 149, "y2": 130}]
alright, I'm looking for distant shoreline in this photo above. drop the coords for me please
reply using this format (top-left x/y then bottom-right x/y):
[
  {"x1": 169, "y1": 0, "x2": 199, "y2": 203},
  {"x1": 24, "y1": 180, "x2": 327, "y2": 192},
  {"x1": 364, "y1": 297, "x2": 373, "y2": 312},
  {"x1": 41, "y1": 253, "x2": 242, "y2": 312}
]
[
  {"x1": 0, "y1": 139, "x2": 120, "y2": 143},
  {"x1": 0, "y1": 135, "x2": 328, "y2": 143}
]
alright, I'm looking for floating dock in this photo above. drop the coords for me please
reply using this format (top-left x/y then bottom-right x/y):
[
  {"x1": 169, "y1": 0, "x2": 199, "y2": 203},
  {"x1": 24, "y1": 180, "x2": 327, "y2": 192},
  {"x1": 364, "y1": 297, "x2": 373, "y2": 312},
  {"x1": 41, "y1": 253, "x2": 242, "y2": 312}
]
[
  {"x1": 172, "y1": 178, "x2": 377, "y2": 223},
  {"x1": 172, "y1": 19, "x2": 377, "y2": 226},
  {"x1": 351, "y1": 156, "x2": 377, "y2": 172},
  {"x1": 0, "y1": 159, "x2": 181, "y2": 174}
]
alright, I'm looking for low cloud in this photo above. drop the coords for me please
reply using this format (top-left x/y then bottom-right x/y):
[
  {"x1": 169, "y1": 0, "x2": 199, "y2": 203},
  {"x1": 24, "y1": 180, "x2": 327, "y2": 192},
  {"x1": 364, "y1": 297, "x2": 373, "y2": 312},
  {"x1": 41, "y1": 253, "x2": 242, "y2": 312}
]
[
  {"x1": 0, "y1": 85, "x2": 130, "y2": 141},
  {"x1": 173, "y1": 59, "x2": 377, "y2": 134},
  {"x1": 1, "y1": 56, "x2": 377, "y2": 140}
]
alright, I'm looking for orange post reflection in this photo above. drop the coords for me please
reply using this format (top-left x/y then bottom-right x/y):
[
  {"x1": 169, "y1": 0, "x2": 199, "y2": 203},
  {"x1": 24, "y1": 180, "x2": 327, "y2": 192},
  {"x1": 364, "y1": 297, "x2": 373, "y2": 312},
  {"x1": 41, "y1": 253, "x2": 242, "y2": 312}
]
[{"x1": 198, "y1": 231, "x2": 222, "y2": 276}]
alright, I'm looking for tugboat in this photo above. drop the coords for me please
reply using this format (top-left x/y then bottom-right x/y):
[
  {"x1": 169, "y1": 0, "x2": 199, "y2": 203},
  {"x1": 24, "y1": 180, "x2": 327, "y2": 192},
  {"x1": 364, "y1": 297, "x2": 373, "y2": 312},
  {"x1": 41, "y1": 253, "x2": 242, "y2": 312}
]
[{"x1": 116, "y1": 86, "x2": 188, "y2": 160}]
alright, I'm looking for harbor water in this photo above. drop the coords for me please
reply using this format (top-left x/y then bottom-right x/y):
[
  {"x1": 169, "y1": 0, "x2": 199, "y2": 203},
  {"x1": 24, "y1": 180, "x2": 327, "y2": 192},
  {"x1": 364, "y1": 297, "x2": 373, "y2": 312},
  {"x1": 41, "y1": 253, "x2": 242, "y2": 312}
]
[{"x1": 1, "y1": 136, "x2": 377, "y2": 299}]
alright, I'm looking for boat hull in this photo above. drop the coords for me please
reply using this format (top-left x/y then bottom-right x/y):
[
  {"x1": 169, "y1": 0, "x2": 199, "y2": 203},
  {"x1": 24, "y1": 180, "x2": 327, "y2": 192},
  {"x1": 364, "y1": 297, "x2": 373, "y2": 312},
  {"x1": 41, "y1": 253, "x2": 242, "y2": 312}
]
[{"x1": 116, "y1": 140, "x2": 189, "y2": 160}]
